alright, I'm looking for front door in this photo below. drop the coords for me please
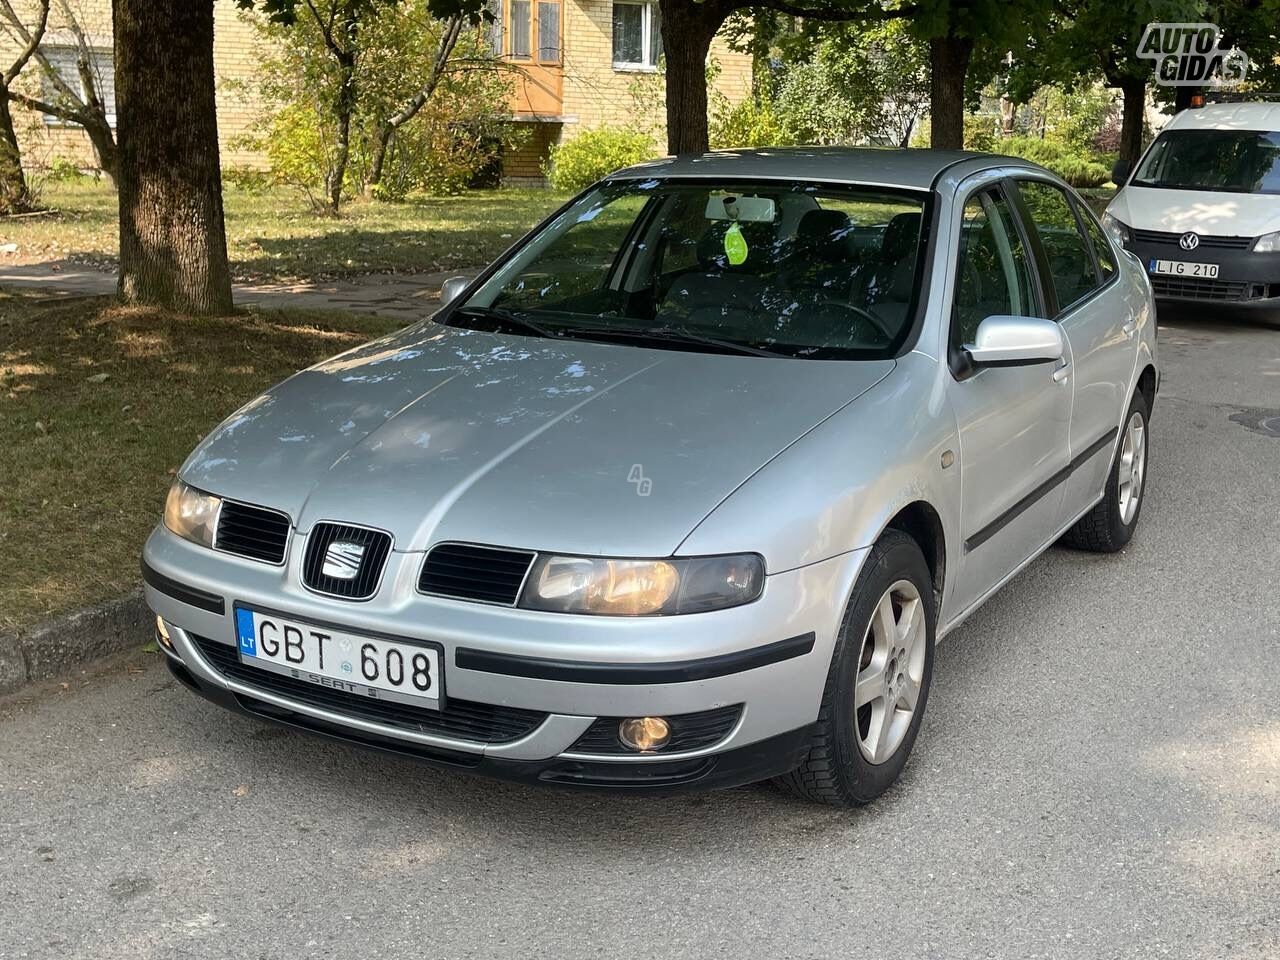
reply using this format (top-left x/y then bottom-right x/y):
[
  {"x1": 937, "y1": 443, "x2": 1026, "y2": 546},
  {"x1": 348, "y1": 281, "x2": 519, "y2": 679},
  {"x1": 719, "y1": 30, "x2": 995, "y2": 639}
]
[
  {"x1": 1014, "y1": 180, "x2": 1135, "y2": 520},
  {"x1": 947, "y1": 184, "x2": 1074, "y2": 616}
]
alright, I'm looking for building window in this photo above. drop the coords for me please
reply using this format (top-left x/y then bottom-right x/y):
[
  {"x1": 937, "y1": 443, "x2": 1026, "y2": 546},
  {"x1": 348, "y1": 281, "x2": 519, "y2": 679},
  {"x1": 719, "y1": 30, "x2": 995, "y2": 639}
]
[
  {"x1": 612, "y1": 1, "x2": 660, "y2": 70},
  {"x1": 537, "y1": 1, "x2": 561, "y2": 63},
  {"x1": 509, "y1": 0, "x2": 532, "y2": 59},
  {"x1": 40, "y1": 45, "x2": 116, "y2": 126}
]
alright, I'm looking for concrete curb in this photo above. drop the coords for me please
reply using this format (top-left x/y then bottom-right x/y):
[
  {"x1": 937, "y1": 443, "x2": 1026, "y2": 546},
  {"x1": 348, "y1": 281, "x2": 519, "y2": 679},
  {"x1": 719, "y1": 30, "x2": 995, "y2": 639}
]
[{"x1": 0, "y1": 589, "x2": 151, "y2": 694}]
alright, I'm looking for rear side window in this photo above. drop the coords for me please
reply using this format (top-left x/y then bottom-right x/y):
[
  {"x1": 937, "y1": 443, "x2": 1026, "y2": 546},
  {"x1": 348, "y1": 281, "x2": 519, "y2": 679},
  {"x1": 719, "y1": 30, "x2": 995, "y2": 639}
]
[
  {"x1": 1080, "y1": 211, "x2": 1117, "y2": 282},
  {"x1": 952, "y1": 188, "x2": 1038, "y2": 348},
  {"x1": 1017, "y1": 181, "x2": 1099, "y2": 313}
]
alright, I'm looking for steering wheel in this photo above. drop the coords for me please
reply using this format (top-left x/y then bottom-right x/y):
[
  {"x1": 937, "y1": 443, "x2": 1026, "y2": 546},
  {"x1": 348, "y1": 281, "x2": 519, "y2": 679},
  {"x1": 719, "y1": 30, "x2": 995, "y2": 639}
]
[{"x1": 811, "y1": 300, "x2": 895, "y2": 344}]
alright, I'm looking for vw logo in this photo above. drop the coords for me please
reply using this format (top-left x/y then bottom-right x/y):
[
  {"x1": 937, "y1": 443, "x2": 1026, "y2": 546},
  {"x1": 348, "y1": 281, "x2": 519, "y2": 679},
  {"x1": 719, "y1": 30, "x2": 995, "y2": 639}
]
[
  {"x1": 1179, "y1": 232, "x2": 1201, "y2": 251},
  {"x1": 322, "y1": 540, "x2": 365, "y2": 580}
]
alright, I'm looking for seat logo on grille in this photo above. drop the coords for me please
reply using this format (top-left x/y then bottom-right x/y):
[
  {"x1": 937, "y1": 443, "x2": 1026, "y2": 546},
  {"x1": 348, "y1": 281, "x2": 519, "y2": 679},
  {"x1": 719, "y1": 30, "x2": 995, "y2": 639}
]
[
  {"x1": 1179, "y1": 232, "x2": 1200, "y2": 251},
  {"x1": 322, "y1": 541, "x2": 365, "y2": 580}
]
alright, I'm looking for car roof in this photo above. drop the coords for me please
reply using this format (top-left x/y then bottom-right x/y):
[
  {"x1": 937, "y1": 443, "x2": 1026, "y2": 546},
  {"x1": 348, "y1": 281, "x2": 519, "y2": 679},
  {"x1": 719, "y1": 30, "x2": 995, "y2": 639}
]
[
  {"x1": 1164, "y1": 102, "x2": 1280, "y2": 132},
  {"x1": 608, "y1": 146, "x2": 1043, "y2": 191}
]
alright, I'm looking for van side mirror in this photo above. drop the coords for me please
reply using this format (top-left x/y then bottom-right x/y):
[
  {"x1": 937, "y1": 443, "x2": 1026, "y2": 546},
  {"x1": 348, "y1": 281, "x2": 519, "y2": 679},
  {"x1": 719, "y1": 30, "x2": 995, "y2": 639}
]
[
  {"x1": 440, "y1": 276, "x2": 470, "y2": 307},
  {"x1": 965, "y1": 315, "x2": 1065, "y2": 367},
  {"x1": 1111, "y1": 158, "x2": 1132, "y2": 186}
]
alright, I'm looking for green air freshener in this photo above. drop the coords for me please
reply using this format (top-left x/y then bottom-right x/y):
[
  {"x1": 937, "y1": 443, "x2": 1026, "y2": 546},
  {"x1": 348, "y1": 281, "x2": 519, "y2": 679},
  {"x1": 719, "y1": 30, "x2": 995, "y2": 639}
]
[{"x1": 724, "y1": 221, "x2": 748, "y2": 265}]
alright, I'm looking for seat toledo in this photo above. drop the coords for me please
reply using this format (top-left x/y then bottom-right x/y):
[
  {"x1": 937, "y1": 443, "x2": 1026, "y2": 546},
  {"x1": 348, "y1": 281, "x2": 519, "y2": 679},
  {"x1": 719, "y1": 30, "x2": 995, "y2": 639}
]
[{"x1": 144, "y1": 148, "x2": 1158, "y2": 805}]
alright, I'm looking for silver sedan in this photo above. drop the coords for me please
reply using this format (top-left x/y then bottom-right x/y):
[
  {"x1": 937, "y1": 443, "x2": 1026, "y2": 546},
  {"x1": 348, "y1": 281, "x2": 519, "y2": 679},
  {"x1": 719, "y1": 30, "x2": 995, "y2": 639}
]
[{"x1": 143, "y1": 148, "x2": 1157, "y2": 805}]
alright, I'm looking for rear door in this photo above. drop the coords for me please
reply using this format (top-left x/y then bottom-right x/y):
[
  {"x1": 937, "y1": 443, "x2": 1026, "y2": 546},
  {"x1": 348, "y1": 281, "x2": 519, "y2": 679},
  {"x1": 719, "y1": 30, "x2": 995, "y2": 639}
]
[
  {"x1": 1013, "y1": 179, "x2": 1134, "y2": 522},
  {"x1": 946, "y1": 183, "x2": 1073, "y2": 615}
]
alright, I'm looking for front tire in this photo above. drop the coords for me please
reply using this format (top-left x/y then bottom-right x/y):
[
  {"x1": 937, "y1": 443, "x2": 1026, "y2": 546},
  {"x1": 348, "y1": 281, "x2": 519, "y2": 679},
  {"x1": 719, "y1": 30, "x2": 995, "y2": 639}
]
[
  {"x1": 1061, "y1": 390, "x2": 1149, "y2": 553},
  {"x1": 776, "y1": 529, "x2": 935, "y2": 807}
]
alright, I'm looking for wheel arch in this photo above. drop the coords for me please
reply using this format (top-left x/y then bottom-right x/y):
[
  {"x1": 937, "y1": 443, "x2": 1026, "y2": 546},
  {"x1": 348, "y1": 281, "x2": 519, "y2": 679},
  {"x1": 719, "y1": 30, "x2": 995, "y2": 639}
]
[
  {"x1": 881, "y1": 500, "x2": 946, "y2": 612},
  {"x1": 1136, "y1": 363, "x2": 1157, "y2": 418}
]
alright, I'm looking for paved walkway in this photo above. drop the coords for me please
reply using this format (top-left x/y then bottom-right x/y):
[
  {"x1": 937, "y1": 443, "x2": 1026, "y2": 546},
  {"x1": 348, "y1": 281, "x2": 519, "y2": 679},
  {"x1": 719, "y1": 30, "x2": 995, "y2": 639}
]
[{"x1": 0, "y1": 259, "x2": 481, "y2": 318}]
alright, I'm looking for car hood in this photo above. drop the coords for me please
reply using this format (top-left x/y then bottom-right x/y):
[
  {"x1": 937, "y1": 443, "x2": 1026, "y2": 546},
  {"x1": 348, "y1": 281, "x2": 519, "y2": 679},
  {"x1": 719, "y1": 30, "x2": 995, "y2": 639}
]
[
  {"x1": 182, "y1": 323, "x2": 894, "y2": 557},
  {"x1": 1109, "y1": 185, "x2": 1280, "y2": 237}
]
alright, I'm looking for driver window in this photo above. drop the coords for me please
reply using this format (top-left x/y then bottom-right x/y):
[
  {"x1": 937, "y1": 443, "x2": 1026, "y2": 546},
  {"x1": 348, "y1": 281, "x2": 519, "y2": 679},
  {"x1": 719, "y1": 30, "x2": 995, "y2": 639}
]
[{"x1": 952, "y1": 189, "x2": 1036, "y2": 349}]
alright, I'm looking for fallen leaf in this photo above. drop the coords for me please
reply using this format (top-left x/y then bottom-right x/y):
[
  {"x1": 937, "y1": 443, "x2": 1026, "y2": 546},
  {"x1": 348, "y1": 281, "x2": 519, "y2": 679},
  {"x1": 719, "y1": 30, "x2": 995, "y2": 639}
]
[
  {"x1": 86, "y1": 373, "x2": 109, "y2": 384},
  {"x1": 232, "y1": 784, "x2": 249, "y2": 798}
]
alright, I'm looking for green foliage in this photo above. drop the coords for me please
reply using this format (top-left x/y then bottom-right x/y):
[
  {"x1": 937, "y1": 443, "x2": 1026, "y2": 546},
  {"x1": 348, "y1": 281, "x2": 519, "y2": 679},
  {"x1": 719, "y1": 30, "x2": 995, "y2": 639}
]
[
  {"x1": 992, "y1": 136, "x2": 1111, "y2": 187},
  {"x1": 44, "y1": 156, "x2": 88, "y2": 182},
  {"x1": 710, "y1": 96, "x2": 793, "y2": 149},
  {"x1": 222, "y1": 164, "x2": 274, "y2": 194},
  {"x1": 963, "y1": 115, "x2": 999, "y2": 152},
  {"x1": 239, "y1": 0, "x2": 517, "y2": 206},
  {"x1": 771, "y1": 21, "x2": 929, "y2": 147},
  {"x1": 542, "y1": 128, "x2": 656, "y2": 193}
]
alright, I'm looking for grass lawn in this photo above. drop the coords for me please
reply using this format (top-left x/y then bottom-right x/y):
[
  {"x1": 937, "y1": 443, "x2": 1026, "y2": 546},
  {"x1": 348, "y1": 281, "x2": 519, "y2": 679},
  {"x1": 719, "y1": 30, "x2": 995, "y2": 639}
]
[
  {"x1": 0, "y1": 289, "x2": 403, "y2": 632},
  {"x1": 0, "y1": 181, "x2": 568, "y2": 283}
]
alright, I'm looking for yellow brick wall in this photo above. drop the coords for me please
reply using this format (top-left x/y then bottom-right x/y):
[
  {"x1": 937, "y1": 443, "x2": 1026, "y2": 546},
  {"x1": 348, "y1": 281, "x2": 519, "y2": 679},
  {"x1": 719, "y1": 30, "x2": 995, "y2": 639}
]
[
  {"x1": 559, "y1": 0, "x2": 752, "y2": 147},
  {"x1": 2, "y1": 0, "x2": 750, "y2": 180},
  {"x1": 3, "y1": 1, "x2": 268, "y2": 172}
]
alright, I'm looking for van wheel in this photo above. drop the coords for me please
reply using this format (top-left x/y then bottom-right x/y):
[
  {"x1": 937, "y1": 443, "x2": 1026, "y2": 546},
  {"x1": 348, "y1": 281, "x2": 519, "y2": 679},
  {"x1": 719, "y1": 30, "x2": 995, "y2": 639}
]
[
  {"x1": 775, "y1": 529, "x2": 935, "y2": 807},
  {"x1": 1061, "y1": 390, "x2": 1149, "y2": 553}
]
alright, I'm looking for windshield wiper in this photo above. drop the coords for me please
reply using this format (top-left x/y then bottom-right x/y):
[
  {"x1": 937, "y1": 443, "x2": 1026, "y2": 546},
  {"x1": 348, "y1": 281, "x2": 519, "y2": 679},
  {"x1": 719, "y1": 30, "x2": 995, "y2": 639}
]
[
  {"x1": 449, "y1": 305, "x2": 559, "y2": 340},
  {"x1": 567, "y1": 324, "x2": 781, "y2": 358}
]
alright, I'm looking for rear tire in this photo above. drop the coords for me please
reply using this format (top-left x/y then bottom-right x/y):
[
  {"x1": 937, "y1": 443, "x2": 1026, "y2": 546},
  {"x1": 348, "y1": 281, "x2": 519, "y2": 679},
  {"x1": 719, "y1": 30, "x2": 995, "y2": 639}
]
[
  {"x1": 1061, "y1": 390, "x2": 1149, "y2": 553},
  {"x1": 775, "y1": 529, "x2": 935, "y2": 807}
]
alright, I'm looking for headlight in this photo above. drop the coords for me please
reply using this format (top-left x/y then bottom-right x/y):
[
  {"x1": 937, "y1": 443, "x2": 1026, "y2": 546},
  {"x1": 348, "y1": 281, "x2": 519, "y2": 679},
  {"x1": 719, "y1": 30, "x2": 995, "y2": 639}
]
[
  {"x1": 1101, "y1": 211, "x2": 1131, "y2": 247},
  {"x1": 1253, "y1": 230, "x2": 1280, "y2": 252},
  {"x1": 163, "y1": 480, "x2": 222, "y2": 548},
  {"x1": 520, "y1": 553, "x2": 764, "y2": 616}
]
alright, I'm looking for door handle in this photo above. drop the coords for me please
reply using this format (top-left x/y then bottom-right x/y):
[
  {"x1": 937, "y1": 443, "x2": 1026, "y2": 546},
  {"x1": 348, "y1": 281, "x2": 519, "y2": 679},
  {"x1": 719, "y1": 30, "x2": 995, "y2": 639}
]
[
  {"x1": 1122, "y1": 320, "x2": 1138, "y2": 338},
  {"x1": 1052, "y1": 359, "x2": 1071, "y2": 383}
]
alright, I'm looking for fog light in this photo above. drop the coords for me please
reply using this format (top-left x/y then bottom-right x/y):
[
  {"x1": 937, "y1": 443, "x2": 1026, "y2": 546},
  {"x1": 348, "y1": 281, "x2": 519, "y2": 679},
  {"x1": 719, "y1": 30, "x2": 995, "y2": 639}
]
[
  {"x1": 618, "y1": 716, "x2": 670, "y2": 752},
  {"x1": 155, "y1": 615, "x2": 173, "y2": 650}
]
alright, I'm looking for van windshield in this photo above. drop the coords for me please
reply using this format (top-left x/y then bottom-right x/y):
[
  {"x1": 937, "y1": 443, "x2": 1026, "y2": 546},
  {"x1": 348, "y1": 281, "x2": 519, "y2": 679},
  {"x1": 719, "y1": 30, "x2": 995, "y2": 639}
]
[
  {"x1": 450, "y1": 179, "x2": 927, "y2": 360},
  {"x1": 1131, "y1": 129, "x2": 1280, "y2": 194}
]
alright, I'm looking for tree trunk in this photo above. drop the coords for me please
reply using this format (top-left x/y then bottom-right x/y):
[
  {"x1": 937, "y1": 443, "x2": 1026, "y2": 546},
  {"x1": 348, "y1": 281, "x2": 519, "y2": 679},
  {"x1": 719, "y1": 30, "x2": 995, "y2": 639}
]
[
  {"x1": 1117, "y1": 76, "x2": 1146, "y2": 166},
  {"x1": 658, "y1": 0, "x2": 723, "y2": 155},
  {"x1": 325, "y1": 49, "x2": 356, "y2": 213},
  {"x1": 83, "y1": 113, "x2": 118, "y2": 186},
  {"x1": 114, "y1": 0, "x2": 233, "y2": 316},
  {"x1": 928, "y1": 34, "x2": 973, "y2": 149},
  {"x1": 367, "y1": 122, "x2": 392, "y2": 190},
  {"x1": 0, "y1": 91, "x2": 32, "y2": 213}
]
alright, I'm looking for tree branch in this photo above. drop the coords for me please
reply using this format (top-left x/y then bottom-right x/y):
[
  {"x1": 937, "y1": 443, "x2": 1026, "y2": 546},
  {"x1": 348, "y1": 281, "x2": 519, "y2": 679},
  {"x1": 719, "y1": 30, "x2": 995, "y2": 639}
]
[
  {"x1": 747, "y1": 0, "x2": 916, "y2": 23},
  {"x1": 1, "y1": 0, "x2": 50, "y2": 86},
  {"x1": 385, "y1": 14, "x2": 463, "y2": 131}
]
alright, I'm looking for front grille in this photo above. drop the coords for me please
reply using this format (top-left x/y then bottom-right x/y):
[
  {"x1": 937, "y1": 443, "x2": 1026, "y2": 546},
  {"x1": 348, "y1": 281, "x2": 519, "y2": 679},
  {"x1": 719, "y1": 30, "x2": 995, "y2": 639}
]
[
  {"x1": 1150, "y1": 275, "x2": 1250, "y2": 301},
  {"x1": 419, "y1": 543, "x2": 536, "y2": 605},
  {"x1": 569, "y1": 705, "x2": 743, "y2": 755},
  {"x1": 216, "y1": 501, "x2": 291, "y2": 564},
  {"x1": 192, "y1": 635, "x2": 548, "y2": 744},
  {"x1": 302, "y1": 522, "x2": 392, "y2": 600},
  {"x1": 1134, "y1": 229, "x2": 1252, "y2": 250}
]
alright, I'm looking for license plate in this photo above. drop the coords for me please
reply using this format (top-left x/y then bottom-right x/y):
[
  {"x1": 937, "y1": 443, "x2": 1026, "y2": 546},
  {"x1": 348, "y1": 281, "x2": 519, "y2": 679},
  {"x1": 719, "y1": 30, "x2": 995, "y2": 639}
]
[
  {"x1": 1149, "y1": 258, "x2": 1219, "y2": 278},
  {"x1": 234, "y1": 607, "x2": 442, "y2": 710}
]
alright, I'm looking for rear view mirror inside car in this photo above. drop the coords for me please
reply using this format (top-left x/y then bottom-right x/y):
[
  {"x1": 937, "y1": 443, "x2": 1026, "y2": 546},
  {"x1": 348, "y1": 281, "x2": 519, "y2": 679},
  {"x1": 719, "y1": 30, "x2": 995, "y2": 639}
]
[{"x1": 705, "y1": 194, "x2": 776, "y2": 222}]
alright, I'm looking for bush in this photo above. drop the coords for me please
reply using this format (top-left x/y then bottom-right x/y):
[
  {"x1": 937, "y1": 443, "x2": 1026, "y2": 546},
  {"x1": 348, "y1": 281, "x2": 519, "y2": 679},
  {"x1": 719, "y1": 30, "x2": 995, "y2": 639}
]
[
  {"x1": 992, "y1": 136, "x2": 1110, "y2": 188},
  {"x1": 543, "y1": 127, "x2": 656, "y2": 193},
  {"x1": 44, "y1": 156, "x2": 88, "y2": 182},
  {"x1": 963, "y1": 114, "x2": 999, "y2": 152},
  {"x1": 710, "y1": 97, "x2": 793, "y2": 149}
]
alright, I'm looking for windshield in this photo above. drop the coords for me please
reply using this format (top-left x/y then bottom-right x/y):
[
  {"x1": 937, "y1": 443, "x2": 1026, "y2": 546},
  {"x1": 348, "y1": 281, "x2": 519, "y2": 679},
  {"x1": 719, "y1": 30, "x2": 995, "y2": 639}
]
[
  {"x1": 449, "y1": 179, "x2": 928, "y2": 360},
  {"x1": 1131, "y1": 129, "x2": 1280, "y2": 194}
]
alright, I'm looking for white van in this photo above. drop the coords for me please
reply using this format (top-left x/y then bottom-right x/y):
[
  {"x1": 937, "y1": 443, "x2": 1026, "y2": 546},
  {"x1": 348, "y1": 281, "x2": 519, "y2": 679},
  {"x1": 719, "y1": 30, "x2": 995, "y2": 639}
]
[{"x1": 1104, "y1": 101, "x2": 1280, "y2": 318}]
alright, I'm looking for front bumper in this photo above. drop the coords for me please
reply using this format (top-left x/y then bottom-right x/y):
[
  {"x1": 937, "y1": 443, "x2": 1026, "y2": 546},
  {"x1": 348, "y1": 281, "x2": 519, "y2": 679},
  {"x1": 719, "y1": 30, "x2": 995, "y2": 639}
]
[
  {"x1": 1127, "y1": 237, "x2": 1280, "y2": 311},
  {"x1": 144, "y1": 525, "x2": 865, "y2": 791}
]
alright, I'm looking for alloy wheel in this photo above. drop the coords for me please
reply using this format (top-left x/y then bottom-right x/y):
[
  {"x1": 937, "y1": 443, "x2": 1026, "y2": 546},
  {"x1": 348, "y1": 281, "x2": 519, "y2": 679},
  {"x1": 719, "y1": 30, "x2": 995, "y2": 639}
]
[
  {"x1": 1117, "y1": 410, "x2": 1147, "y2": 526},
  {"x1": 853, "y1": 579, "x2": 927, "y2": 765}
]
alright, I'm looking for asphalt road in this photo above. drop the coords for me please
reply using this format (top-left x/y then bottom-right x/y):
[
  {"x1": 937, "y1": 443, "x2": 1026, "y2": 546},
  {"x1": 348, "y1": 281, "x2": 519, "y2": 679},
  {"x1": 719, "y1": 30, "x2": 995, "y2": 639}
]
[{"x1": 3, "y1": 314, "x2": 1278, "y2": 960}]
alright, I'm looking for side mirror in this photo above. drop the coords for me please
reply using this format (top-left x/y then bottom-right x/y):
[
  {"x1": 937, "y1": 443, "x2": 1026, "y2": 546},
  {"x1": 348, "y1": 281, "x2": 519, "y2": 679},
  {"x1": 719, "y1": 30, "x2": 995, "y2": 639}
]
[
  {"x1": 1110, "y1": 158, "x2": 1132, "y2": 186},
  {"x1": 965, "y1": 315, "x2": 1064, "y2": 367},
  {"x1": 440, "y1": 276, "x2": 470, "y2": 307}
]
